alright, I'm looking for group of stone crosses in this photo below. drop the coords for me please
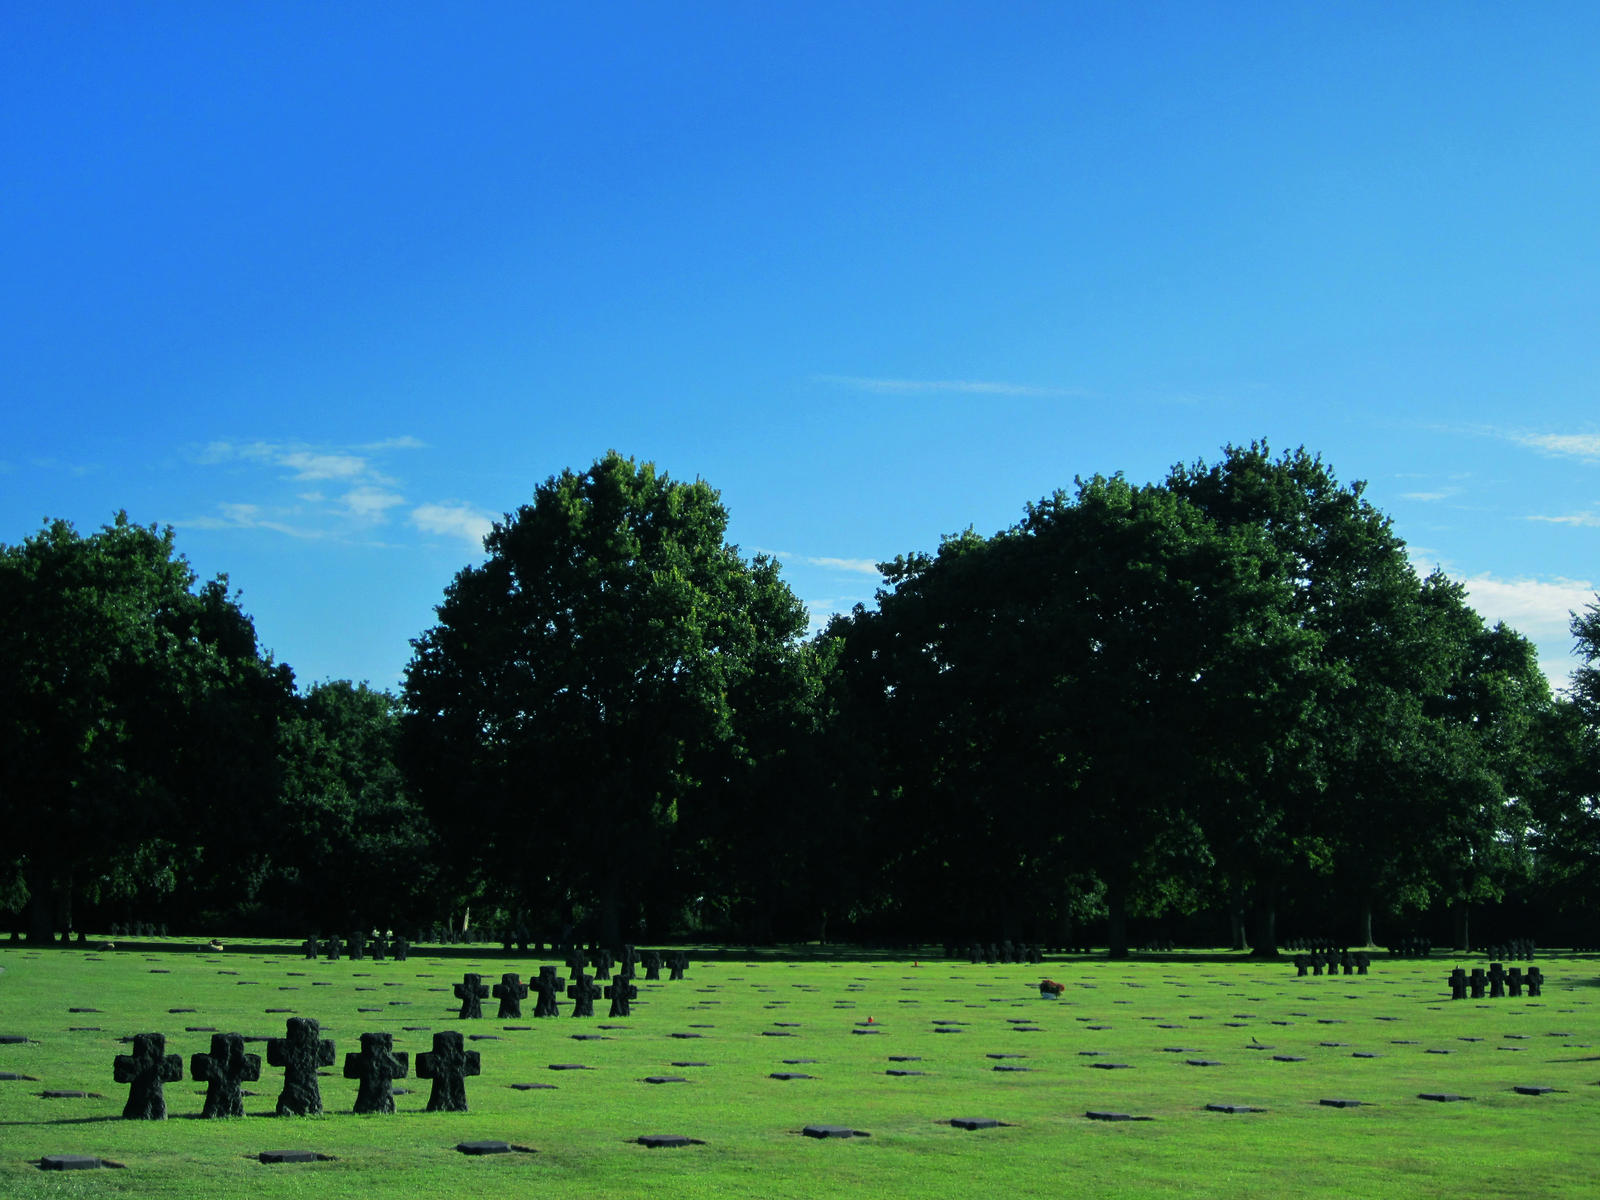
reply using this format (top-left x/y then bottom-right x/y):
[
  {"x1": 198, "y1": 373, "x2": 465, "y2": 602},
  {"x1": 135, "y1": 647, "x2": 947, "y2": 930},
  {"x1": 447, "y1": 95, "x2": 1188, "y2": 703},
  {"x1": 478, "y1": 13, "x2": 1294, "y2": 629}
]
[
  {"x1": 1449, "y1": 963, "x2": 1544, "y2": 999},
  {"x1": 303, "y1": 931, "x2": 409, "y2": 962},
  {"x1": 112, "y1": 1018, "x2": 476, "y2": 1119},
  {"x1": 109, "y1": 945, "x2": 691, "y2": 1119},
  {"x1": 452, "y1": 946, "x2": 690, "y2": 1022},
  {"x1": 1292, "y1": 949, "x2": 1372, "y2": 976}
]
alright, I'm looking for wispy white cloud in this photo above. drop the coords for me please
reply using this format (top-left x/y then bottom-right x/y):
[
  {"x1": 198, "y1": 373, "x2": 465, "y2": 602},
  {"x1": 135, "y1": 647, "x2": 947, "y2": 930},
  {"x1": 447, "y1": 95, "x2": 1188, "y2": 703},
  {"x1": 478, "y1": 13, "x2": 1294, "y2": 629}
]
[
  {"x1": 1502, "y1": 430, "x2": 1600, "y2": 462},
  {"x1": 340, "y1": 487, "x2": 407, "y2": 522},
  {"x1": 1527, "y1": 511, "x2": 1600, "y2": 528},
  {"x1": 816, "y1": 374, "x2": 1084, "y2": 399},
  {"x1": 1459, "y1": 572, "x2": 1595, "y2": 639},
  {"x1": 187, "y1": 436, "x2": 493, "y2": 547},
  {"x1": 1401, "y1": 490, "x2": 1457, "y2": 502},
  {"x1": 412, "y1": 502, "x2": 494, "y2": 548},
  {"x1": 176, "y1": 503, "x2": 328, "y2": 540},
  {"x1": 756, "y1": 548, "x2": 883, "y2": 576}
]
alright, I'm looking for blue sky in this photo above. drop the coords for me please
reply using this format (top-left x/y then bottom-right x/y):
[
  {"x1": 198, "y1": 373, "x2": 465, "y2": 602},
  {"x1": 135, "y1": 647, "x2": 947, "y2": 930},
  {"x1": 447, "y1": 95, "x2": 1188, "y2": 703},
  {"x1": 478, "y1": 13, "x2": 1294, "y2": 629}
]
[{"x1": 4, "y1": 2, "x2": 1598, "y2": 691}]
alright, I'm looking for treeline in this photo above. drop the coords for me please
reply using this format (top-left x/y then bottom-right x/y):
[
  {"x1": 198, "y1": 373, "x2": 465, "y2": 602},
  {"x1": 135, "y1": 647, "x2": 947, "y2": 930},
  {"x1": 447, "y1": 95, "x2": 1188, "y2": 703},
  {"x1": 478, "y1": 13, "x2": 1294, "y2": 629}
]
[{"x1": 4, "y1": 444, "x2": 1599, "y2": 954}]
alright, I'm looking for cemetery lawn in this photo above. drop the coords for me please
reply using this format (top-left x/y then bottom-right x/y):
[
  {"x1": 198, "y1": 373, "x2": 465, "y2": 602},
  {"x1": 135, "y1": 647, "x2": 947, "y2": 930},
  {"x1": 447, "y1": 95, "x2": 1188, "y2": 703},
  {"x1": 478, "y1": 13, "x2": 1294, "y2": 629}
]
[{"x1": 2, "y1": 942, "x2": 1597, "y2": 1199}]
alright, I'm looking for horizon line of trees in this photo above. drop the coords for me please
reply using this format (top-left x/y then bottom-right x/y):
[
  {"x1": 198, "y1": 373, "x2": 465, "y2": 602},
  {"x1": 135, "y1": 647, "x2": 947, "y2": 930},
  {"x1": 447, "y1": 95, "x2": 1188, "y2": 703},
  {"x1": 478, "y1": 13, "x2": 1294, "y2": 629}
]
[{"x1": 5, "y1": 443, "x2": 1600, "y2": 956}]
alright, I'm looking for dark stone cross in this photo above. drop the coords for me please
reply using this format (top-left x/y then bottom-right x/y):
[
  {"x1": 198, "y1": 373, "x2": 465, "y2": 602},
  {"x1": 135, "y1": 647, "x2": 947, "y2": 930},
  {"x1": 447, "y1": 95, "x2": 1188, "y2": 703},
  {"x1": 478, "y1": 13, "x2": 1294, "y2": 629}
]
[
  {"x1": 1488, "y1": 962, "x2": 1507, "y2": 999},
  {"x1": 1449, "y1": 968, "x2": 1468, "y2": 1000},
  {"x1": 532, "y1": 968, "x2": 566, "y2": 1018},
  {"x1": 189, "y1": 1032, "x2": 261, "y2": 1118},
  {"x1": 668, "y1": 951, "x2": 688, "y2": 981},
  {"x1": 1526, "y1": 967, "x2": 1543, "y2": 997},
  {"x1": 642, "y1": 950, "x2": 663, "y2": 981},
  {"x1": 267, "y1": 1017, "x2": 336, "y2": 1116},
  {"x1": 565, "y1": 948, "x2": 589, "y2": 979},
  {"x1": 392, "y1": 936, "x2": 409, "y2": 962},
  {"x1": 1507, "y1": 967, "x2": 1524, "y2": 997},
  {"x1": 570, "y1": 972, "x2": 602, "y2": 1018},
  {"x1": 455, "y1": 973, "x2": 490, "y2": 1019},
  {"x1": 589, "y1": 947, "x2": 613, "y2": 981},
  {"x1": 344, "y1": 1031, "x2": 409, "y2": 1114},
  {"x1": 348, "y1": 930, "x2": 366, "y2": 961},
  {"x1": 493, "y1": 973, "x2": 529, "y2": 1019},
  {"x1": 1469, "y1": 968, "x2": 1487, "y2": 999},
  {"x1": 416, "y1": 1030, "x2": 480, "y2": 1112},
  {"x1": 325, "y1": 934, "x2": 343, "y2": 961},
  {"x1": 606, "y1": 979, "x2": 638, "y2": 1018},
  {"x1": 302, "y1": 936, "x2": 320, "y2": 960},
  {"x1": 113, "y1": 1032, "x2": 183, "y2": 1120},
  {"x1": 370, "y1": 933, "x2": 388, "y2": 962}
]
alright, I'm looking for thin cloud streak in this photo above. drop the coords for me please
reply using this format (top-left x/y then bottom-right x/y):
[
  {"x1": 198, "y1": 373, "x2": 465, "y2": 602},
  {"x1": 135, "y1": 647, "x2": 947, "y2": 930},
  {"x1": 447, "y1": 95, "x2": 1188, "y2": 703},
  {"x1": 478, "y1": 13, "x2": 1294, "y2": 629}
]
[{"x1": 817, "y1": 374, "x2": 1085, "y2": 399}]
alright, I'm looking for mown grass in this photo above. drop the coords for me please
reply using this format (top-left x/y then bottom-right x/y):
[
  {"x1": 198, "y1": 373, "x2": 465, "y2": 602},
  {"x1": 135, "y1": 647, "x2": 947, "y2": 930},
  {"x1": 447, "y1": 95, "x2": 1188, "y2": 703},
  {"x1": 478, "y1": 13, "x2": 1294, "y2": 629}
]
[{"x1": 2, "y1": 941, "x2": 1596, "y2": 1198}]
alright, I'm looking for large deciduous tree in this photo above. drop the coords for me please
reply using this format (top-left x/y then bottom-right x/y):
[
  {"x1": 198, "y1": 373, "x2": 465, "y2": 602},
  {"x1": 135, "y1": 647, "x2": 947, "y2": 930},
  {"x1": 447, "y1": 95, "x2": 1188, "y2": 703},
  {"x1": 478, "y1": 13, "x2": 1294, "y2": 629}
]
[
  {"x1": 0, "y1": 514, "x2": 292, "y2": 940},
  {"x1": 401, "y1": 452, "x2": 809, "y2": 944}
]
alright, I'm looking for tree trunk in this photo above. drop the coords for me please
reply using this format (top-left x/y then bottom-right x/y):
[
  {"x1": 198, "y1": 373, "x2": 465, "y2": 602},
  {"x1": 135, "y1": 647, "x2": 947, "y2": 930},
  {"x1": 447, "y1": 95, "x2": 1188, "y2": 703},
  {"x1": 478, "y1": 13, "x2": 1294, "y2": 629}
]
[
  {"x1": 1248, "y1": 885, "x2": 1279, "y2": 958},
  {"x1": 1228, "y1": 883, "x2": 1250, "y2": 952},
  {"x1": 25, "y1": 865, "x2": 53, "y2": 943},
  {"x1": 1451, "y1": 901, "x2": 1470, "y2": 953},
  {"x1": 1105, "y1": 888, "x2": 1130, "y2": 959},
  {"x1": 1357, "y1": 896, "x2": 1375, "y2": 948}
]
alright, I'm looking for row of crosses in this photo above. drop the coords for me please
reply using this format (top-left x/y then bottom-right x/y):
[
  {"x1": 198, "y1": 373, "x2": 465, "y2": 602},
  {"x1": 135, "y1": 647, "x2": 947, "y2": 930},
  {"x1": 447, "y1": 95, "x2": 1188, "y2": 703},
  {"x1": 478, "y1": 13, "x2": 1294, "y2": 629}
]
[
  {"x1": 112, "y1": 1019, "x2": 480, "y2": 1118},
  {"x1": 455, "y1": 968, "x2": 638, "y2": 1020}
]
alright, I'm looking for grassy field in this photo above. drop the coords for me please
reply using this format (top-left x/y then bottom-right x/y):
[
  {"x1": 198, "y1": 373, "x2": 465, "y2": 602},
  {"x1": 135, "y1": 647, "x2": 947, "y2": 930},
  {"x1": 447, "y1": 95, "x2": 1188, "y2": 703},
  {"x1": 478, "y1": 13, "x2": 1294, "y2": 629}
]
[{"x1": 1, "y1": 941, "x2": 1596, "y2": 1198}]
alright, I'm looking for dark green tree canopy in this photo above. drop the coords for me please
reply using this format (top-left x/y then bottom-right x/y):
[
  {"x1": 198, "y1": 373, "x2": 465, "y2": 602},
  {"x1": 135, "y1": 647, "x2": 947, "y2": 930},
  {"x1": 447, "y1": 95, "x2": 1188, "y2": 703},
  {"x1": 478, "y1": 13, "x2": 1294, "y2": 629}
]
[
  {"x1": 0, "y1": 513, "x2": 292, "y2": 939},
  {"x1": 402, "y1": 452, "x2": 809, "y2": 941}
]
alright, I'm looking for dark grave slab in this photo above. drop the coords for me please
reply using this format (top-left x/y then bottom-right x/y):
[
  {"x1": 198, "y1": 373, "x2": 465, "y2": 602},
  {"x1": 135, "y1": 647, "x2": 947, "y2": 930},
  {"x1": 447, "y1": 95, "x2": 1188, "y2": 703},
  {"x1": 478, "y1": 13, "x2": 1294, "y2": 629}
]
[
  {"x1": 468, "y1": 1034, "x2": 501, "y2": 1041},
  {"x1": 770, "y1": 1072, "x2": 813, "y2": 1080},
  {"x1": 670, "y1": 1032, "x2": 703, "y2": 1039},
  {"x1": 258, "y1": 1150, "x2": 335, "y2": 1163},
  {"x1": 782, "y1": 1058, "x2": 818, "y2": 1064},
  {"x1": 948, "y1": 1118, "x2": 1004, "y2": 1129},
  {"x1": 1419, "y1": 1093, "x2": 1470, "y2": 1102},
  {"x1": 637, "y1": 1134, "x2": 704, "y2": 1148},
  {"x1": 1273, "y1": 1056, "x2": 1306, "y2": 1062},
  {"x1": 1084, "y1": 1111, "x2": 1149, "y2": 1121},
  {"x1": 1, "y1": 1072, "x2": 40, "y2": 1081},
  {"x1": 886, "y1": 1069, "x2": 925, "y2": 1076},
  {"x1": 888, "y1": 1055, "x2": 921, "y2": 1061},
  {"x1": 1319, "y1": 1098, "x2": 1364, "y2": 1107},
  {"x1": 762, "y1": 1031, "x2": 794, "y2": 1037},
  {"x1": 987, "y1": 1053, "x2": 1025, "y2": 1059},
  {"x1": 1513, "y1": 1085, "x2": 1555, "y2": 1095},
  {"x1": 510, "y1": 1082, "x2": 556, "y2": 1090},
  {"x1": 803, "y1": 1125, "x2": 867, "y2": 1138},
  {"x1": 548, "y1": 1063, "x2": 590, "y2": 1070},
  {"x1": 1352, "y1": 1052, "x2": 1380, "y2": 1058},
  {"x1": 1186, "y1": 1059, "x2": 1223, "y2": 1067},
  {"x1": 42, "y1": 1089, "x2": 97, "y2": 1098},
  {"x1": 456, "y1": 1140, "x2": 534, "y2": 1155},
  {"x1": 38, "y1": 1154, "x2": 122, "y2": 1170},
  {"x1": 643, "y1": 1076, "x2": 687, "y2": 1084},
  {"x1": 671, "y1": 1061, "x2": 708, "y2": 1067},
  {"x1": 1089, "y1": 1062, "x2": 1131, "y2": 1069},
  {"x1": 68, "y1": 1007, "x2": 101, "y2": 1013},
  {"x1": 1205, "y1": 1104, "x2": 1265, "y2": 1114}
]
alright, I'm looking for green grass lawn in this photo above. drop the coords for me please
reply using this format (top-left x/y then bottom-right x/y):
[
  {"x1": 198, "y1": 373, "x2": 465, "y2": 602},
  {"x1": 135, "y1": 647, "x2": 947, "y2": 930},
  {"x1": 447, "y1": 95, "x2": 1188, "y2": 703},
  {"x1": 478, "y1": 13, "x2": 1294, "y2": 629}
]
[{"x1": 2, "y1": 941, "x2": 1596, "y2": 1198}]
